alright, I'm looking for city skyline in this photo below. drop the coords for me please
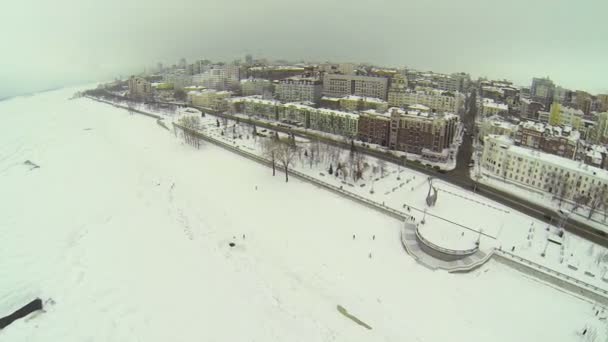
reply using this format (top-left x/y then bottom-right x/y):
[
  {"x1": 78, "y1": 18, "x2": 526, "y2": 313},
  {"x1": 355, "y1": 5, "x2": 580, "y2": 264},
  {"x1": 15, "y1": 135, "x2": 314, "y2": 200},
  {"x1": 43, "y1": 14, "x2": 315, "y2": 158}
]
[{"x1": 1, "y1": 0, "x2": 607, "y2": 99}]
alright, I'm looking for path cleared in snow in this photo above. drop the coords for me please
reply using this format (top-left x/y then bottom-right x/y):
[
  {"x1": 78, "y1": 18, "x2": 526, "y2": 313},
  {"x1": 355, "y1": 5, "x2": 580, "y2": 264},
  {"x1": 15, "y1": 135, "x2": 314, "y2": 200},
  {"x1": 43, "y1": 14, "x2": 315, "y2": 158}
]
[{"x1": 1, "y1": 87, "x2": 607, "y2": 341}]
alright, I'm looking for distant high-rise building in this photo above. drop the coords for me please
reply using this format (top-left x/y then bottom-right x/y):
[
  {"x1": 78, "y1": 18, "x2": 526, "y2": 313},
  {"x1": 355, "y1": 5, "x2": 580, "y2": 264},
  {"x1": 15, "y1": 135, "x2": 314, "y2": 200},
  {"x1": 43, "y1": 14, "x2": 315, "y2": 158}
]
[
  {"x1": 337, "y1": 63, "x2": 356, "y2": 75},
  {"x1": 530, "y1": 77, "x2": 555, "y2": 108},
  {"x1": 548, "y1": 103, "x2": 584, "y2": 129},
  {"x1": 192, "y1": 64, "x2": 240, "y2": 91},
  {"x1": 574, "y1": 90, "x2": 593, "y2": 115},
  {"x1": 245, "y1": 54, "x2": 253, "y2": 65},
  {"x1": 127, "y1": 76, "x2": 152, "y2": 100},
  {"x1": 179, "y1": 58, "x2": 187, "y2": 69},
  {"x1": 157, "y1": 62, "x2": 164, "y2": 73}
]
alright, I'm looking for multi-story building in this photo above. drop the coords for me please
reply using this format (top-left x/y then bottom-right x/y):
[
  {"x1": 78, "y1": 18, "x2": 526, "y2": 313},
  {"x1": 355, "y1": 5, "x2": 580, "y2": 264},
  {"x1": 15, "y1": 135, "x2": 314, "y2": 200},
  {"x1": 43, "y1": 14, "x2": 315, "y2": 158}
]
[
  {"x1": 127, "y1": 76, "x2": 152, "y2": 100},
  {"x1": 163, "y1": 70, "x2": 192, "y2": 90},
  {"x1": 513, "y1": 121, "x2": 580, "y2": 159},
  {"x1": 519, "y1": 98, "x2": 544, "y2": 120},
  {"x1": 389, "y1": 108, "x2": 459, "y2": 161},
  {"x1": 228, "y1": 97, "x2": 458, "y2": 161},
  {"x1": 319, "y1": 95, "x2": 388, "y2": 113},
  {"x1": 279, "y1": 102, "x2": 312, "y2": 127},
  {"x1": 240, "y1": 78, "x2": 273, "y2": 97},
  {"x1": 388, "y1": 86, "x2": 464, "y2": 114},
  {"x1": 478, "y1": 116, "x2": 518, "y2": 139},
  {"x1": 549, "y1": 103, "x2": 584, "y2": 129},
  {"x1": 339, "y1": 95, "x2": 388, "y2": 113},
  {"x1": 228, "y1": 96, "x2": 280, "y2": 121},
  {"x1": 357, "y1": 111, "x2": 391, "y2": 146},
  {"x1": 598, "y1": 94, "x2": 608, "y2": 112},
  {"x1": 450, "y1": 72, "x2": 471, "y2": 93},
  {"x1": 590, "y1": 112, "x2": 608, "y2": 144},
  {"x1": 530, "y1": 77, "x2": 555, "y2": 109},
  {"x1": 192, "y1": 64, "x2": 240, "y2": 91},
  {"x1": 309, "y1": 108, "x2": 359, "y2": 138},
  {"x1": 338, "y1": 63, "x2": 356, "y2": 75},
  {"x1": 481, "y1": 135, "x2": 608, "y2": 206},
  {"x1": 228, "y1": 96, "x2": 357, "y2": 137},
  {"x1": 323, "y1": 74, "x2": 388, "y2": 100},
  {"x1": 575, "y1": 90, "x2": 593, "y2": 115},
  {"x1": 189, "y1": 90, "x2": 232, "y2": 111},
  {"x1": 275, "y1": 77, "x2": 322, "y2": 103},
  {"x1": 479, "y1": 98, "x2": 509, "y2": 116}
]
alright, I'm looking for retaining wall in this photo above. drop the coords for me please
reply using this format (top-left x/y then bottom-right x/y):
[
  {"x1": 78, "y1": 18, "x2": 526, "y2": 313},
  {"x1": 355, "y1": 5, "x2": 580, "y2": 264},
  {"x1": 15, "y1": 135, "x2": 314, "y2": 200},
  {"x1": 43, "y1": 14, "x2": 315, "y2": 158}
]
[{"x1": 493, "y1": 251, "x2": 608, "y2": 305}]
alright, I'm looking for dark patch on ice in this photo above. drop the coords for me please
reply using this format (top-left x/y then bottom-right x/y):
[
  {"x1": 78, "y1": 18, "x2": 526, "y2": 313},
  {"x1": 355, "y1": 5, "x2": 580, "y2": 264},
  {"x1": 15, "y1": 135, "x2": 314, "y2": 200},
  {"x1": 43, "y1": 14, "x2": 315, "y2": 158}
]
[
  {"x1": 83, "y1": 128, "x2": 93, "y2": 131},
  {"x1": 336, "y1": 305, "x2": 372, "y2": 330},
  {"x1": 23, "y1": 160, "x2": 40, "y2": 170},
  {"x1": 229, "y1": 242, "x2": 236, "y2": 247},
  {"x1": 0, "y1": 298, "x2": 43, "y2": 329}
]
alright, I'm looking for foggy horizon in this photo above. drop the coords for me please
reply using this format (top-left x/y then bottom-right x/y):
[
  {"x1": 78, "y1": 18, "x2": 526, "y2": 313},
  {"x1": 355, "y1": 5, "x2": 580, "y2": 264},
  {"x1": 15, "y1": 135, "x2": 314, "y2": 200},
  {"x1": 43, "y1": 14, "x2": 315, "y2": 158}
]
[{"x1": 1, "y1": 0, "x2": 607, "y2": 98}]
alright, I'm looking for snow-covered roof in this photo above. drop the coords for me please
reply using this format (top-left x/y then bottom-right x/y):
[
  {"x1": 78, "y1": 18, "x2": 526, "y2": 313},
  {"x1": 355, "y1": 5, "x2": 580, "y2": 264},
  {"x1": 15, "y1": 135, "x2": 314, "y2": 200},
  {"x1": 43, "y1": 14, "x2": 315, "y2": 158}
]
[
  {"x1": 481, "y1": 98, "x2": 508, "y2": 111},
  {"x1": 231, "y1": 96, "x2": 280, "y2": 106},
  {"x1": 320, "y1": 96, "x2": 341, "y2": 102},
  {"x1": 341, "y1": 95, "x2": 387, "y2": 104},
  {"x1": 316, "y1": 107, "x2": 359, "y2": 119},
  {"x1": 409, "y1": 104, "x2": 431, "y2": 112}
]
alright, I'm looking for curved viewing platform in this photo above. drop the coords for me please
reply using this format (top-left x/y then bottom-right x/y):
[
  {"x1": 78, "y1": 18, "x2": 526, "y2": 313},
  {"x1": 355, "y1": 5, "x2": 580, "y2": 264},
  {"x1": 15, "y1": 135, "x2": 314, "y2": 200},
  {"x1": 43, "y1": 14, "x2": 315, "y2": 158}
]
[
  {"x1": 401, "y1": 223, "x2": 493, "y2": 272},
  {"x1": 416, "y1": 224, "x2": 479, "y2": 261}
]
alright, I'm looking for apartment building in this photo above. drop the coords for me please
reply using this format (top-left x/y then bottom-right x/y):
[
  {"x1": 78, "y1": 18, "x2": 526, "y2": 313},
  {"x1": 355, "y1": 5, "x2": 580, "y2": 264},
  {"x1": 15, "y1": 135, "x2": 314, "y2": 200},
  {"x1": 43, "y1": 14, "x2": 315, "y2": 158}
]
[
  {"x1": 189, "y1": 90, "x2": 232, "y2": 111},
  {"x1": 127, "y1": 76, "x2": 152, "y2": 100},
  {"x1": 240, "y1": 78, "x2": 273, "y2": 97},
  {"x1": 357, "y1": 111, "x2": 391, "y2": 146},
  {"x1": 323, "y1": 74, "x2": 388, "y2": 100},
  {"x1": 480, "y1": 98, "x2": 509, "y2": 116},
  {"x1": 275, "y1": 77, "x2": 322, "y2": 103},
  {"x1": 481, "y1": 135, "x2": 608, "y2": 205},
  {"x1": 388, "y1": 86, "x2": 465, "y2": 113},
  {"x1": 389, "y1": 108, "x2": 459, "y2": 160},
  {"x1": 549, "y1": 103, "x2": 584, "y2": 129},
  {"x1": 519, "y1": 98, "x2": 544, "y2": 120},
  {"x1": 192, "y1": 64, "x2": 240, "y2": 91},
  {"x1": 530, "y1": 77, "x2": 555, "y2": 109}
]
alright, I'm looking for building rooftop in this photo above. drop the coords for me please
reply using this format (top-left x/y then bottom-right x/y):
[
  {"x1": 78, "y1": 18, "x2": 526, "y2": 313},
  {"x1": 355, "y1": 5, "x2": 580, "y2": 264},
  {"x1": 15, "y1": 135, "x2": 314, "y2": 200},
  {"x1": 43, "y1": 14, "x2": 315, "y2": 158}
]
[
  {"x1": 481, "y1": 98, "x2": 509, "y2": 111},
  {"x1": 230, "y1": 95, "x2": 280, "y2": 106}
]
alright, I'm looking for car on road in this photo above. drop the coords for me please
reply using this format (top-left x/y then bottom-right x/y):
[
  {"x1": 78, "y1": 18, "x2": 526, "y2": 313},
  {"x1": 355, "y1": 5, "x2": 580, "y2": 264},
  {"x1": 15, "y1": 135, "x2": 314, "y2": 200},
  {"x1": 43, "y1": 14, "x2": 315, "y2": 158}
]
[{"x1": 468, "y1": 161, "x2": 474, "y2": 167}]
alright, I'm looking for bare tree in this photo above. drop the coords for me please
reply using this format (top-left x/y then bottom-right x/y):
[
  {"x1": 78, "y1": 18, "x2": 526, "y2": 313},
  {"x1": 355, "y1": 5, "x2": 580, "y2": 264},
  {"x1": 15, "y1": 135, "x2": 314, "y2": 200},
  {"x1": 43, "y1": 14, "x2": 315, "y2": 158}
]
[
  {"x1": 587, "y1": 185, "x2": 606, "y2": 219},
  {"x1": 351, "y1": 153, "x2": 367, "y2": 182},
  {"x1": 557, "y1": 172, "x2": 571, "y2": 207},
  {"x1": 177, "y1": 115, "x2": 201, "y2": 148},
  {"x1": 276, "y1": 141, "x2": 298, "y2": 182},
  {"x1": 262, "y1": 138, "x2": 279, "y2": 176},
  {"x1": 377, "y1": 159, "x2": 387, "y2": 178}
]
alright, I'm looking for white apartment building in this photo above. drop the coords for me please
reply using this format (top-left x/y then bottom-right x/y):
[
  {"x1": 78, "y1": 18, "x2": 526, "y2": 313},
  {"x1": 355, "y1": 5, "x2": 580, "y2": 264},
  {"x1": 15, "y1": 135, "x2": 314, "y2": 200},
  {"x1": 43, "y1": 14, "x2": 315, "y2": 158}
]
[
  {"x1": 189, "y1": 90, "x2": 232, "y2": 111},
  {"x1": 479, "y1": 98, "x2": 509, "y2": 116},
  {"x1": 477, "y1": 116, "x2": 518, "y2": 139},
  {"x1": 388, "y1": 87, "x2": 464, "y2": 113},
  {"x1": 481, "y1": 135, "x2": 608, "y2": 205},
  {"x1": 275, "y1": 77, "x2": 322, "y2": 103},
  {"x1": 192, "y1": 65, "x2": 240, "y2": 90}
]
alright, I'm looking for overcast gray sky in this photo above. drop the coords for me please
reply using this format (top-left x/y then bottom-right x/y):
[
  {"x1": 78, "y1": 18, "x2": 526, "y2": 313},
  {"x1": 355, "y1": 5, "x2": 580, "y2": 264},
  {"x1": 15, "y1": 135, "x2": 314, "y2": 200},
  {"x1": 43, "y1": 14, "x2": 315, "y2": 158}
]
[{"x1": 1, "y1": 0, "x2": 606, "y2": 98}]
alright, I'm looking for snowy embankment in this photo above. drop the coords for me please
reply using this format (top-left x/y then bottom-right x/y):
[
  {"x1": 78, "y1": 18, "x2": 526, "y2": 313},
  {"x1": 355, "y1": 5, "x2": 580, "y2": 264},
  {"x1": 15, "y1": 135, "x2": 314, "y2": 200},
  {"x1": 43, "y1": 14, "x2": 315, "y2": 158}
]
[
  {"x1": 2, "y1": 88, "x2": 606, "y2": 341},
  {"x1": 171, "y1": 105, "x2": 608, "y2": 298},
  {"x1": 92, "y1": 95, "x2": 608, "y2": 299}
]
